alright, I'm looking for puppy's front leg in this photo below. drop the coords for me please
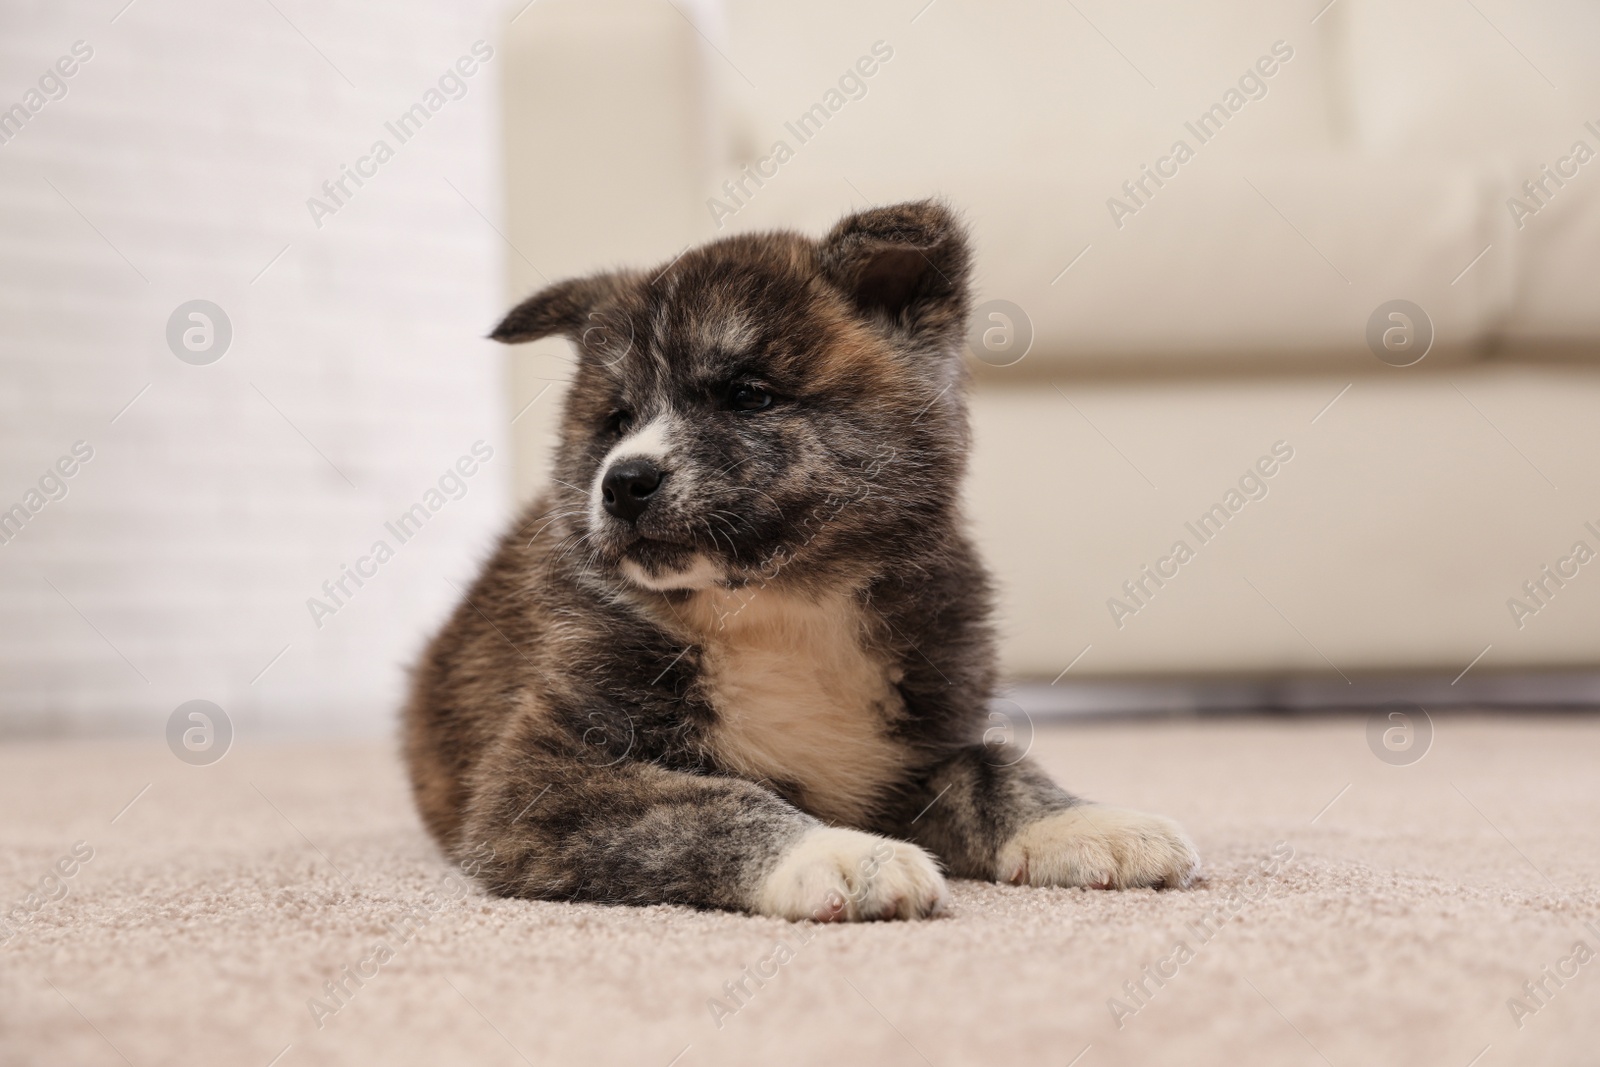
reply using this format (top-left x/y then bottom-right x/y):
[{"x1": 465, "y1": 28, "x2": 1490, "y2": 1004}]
[
  {"x1": 458, "y1": 756, "x2": 947, "y2": 920},
  {"x1": 891, "y1": 747, "x2": 1199, "y2": 890}
]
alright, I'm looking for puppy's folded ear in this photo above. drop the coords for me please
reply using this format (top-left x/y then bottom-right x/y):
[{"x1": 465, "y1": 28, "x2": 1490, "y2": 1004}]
[
  {"x1": 818, "y1": 199, "x2": 971, "y2": 349},
  {"x1": 489, "y1": 273, "x2": 635, "y2": 358}
]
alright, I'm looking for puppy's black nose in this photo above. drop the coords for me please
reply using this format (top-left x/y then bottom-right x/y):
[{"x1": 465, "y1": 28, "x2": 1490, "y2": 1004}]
[{"x1": 601, "y1": 459, "x2": 663, "y2": 523}]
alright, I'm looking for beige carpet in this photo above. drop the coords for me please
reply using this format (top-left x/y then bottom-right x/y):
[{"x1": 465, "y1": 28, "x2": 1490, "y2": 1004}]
[{"x1": 3, "y1": 715, "x2": 1598, "y2": 1067}]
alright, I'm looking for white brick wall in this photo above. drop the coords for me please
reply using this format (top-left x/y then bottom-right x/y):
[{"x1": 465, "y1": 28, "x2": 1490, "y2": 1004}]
[{"x1": 0, "y1": 0, "x2": 513, "y2": 735}]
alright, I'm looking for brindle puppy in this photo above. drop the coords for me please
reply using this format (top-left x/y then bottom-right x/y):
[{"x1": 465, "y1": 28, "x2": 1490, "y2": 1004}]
[{"x1": 404, "y1": 200, "x2": 1198, "y2": 920}]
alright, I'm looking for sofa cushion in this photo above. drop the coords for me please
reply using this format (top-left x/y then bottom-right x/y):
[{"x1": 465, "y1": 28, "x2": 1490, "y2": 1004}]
[{"x1": 724, "y1": 158, "x2": 1509, "y2": 370}]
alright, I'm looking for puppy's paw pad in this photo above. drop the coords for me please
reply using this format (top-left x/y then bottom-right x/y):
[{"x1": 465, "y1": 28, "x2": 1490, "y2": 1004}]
[
  {"x1": 998, "y1": 806, "x2": 1199, "y2": 890},
  {"x1": 754, "y1": 827, "x2": 948, "y2": 922}
]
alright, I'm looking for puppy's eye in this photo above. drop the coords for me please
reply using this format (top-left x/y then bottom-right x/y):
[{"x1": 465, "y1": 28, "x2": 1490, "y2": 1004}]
[
  {"x1": 727, "y1": 383, "x2": 775, "y2": 412},
  {"x1": 605, "y1": 410, "x2": 634, "y2": 437}
]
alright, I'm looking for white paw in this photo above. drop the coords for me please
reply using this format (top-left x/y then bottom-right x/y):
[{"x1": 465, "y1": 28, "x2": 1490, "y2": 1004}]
[
  {"x1": 997, "y1": 806, "x2": 1199, "y2": 890},
  {"x1": 754, "y1": 827, "x2": 949, "y2": 922}
]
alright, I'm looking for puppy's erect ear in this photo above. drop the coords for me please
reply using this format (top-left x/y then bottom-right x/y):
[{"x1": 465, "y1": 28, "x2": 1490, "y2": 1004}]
[
  {"x1": 818, "y1": 199, "x2": 971, "y2": 348},
  {"x1": 489, "y1": 273, "x2": 635, "y2": 359}
]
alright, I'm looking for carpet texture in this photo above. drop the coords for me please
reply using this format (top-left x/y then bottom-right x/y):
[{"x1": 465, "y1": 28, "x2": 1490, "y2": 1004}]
[{"x1": 2, "y1": 715, "x2": 1597, "y2": 1067}]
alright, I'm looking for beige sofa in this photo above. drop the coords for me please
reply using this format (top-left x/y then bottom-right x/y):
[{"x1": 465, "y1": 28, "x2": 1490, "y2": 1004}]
[{"x1": 499, "y1": 0, "x2": 1600, "y2": 689}]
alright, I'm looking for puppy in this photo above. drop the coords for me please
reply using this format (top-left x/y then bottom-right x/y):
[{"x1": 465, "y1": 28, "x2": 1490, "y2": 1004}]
[{"x1": 403, "y1": 200, "x2": 1198, "y2": 921}]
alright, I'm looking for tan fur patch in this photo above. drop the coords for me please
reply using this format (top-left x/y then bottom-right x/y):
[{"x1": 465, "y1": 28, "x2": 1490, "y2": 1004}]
[
  {"x1": 676, "y1": 587, "x2": 906, "y2": 825},
  {"x1": 806, "y1": 296, "x2": 905, "y2": 398}
]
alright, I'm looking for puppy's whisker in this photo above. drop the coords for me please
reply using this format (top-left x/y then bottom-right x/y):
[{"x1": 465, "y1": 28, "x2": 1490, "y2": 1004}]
[
  {"x1": 526, "y1": 512, "x2": 587, "y2": 547},
  {"x1": 713, "y1": 455, "x2": 759, "y2": 479},
  {"x1": 553, "y1": 530, "x2": 601, "y2": 566},
  {"x1": 521, "y1": 505, "x2": 586, "y2": 529},
  {"x1": 703, "y1": 485, "x2": 785, "y2": 513},
  {"x1": 697, "y1": 517, "x2": 722, "y2": 554},
  {"x1": 708, "y1": 512, "x2": 741, "y2": 544}
]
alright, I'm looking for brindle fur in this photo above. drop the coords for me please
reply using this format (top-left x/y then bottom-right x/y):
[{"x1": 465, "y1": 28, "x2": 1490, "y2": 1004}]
[{"x1": 403, "y1": 201, "x2": 1196, "y2": 917}]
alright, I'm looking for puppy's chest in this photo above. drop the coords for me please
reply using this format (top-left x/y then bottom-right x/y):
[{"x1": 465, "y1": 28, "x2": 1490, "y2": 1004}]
[{"x1": 687, "y1": 591, "x2": 907, "y2": 824}]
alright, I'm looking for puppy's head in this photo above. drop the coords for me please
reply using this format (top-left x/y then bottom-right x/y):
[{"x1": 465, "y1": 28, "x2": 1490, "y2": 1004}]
[{"x1": 493, "y1": 200, "x2": 972, "y2": 592}]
